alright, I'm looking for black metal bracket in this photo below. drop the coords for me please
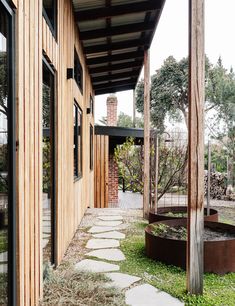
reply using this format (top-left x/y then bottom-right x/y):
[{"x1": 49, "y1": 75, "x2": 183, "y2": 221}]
[{"x1": 67, "y1": 68, "x2": 74, "y2": 79}]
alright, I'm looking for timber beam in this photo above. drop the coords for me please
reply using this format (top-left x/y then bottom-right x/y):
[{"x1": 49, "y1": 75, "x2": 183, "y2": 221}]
[
  {"x1": 87, "y1": 51, "x2": 144, "y2": 66},
  {"x1": 80, "y1": 22, "x2": 155, "y2": 40},
  {"x1": 92, "y1": 71, "x2": 139, "y2": 84},
  {"x1": 89, "y1": 60, "x2": 143, "y2": 74},
  {"x1": 75, "y1": 1, "x2": 163, "y2": 22},
  {"x1": 84, "y1": 39, "x2": 146, "y2": 55}
]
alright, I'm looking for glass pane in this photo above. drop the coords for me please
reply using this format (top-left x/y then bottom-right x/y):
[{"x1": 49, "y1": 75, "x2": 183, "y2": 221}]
[
  {"x1": 42, "y1": 64, "x2": 54, "y2": 266},
  {"x1": 77, "y1": 109, "x2": 82, "y2": 175},
  {"x1": 43, "y1": 0, "x2": 55, "y2": 29},
  {"x1": 0, "y1": 8, "x2": 9, "y2": 304}
]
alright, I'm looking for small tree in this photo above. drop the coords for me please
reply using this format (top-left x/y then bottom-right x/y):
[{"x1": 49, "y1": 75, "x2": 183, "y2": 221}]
[{"x1": 114, "y1": 137, "x2": 188, "y2": 200}]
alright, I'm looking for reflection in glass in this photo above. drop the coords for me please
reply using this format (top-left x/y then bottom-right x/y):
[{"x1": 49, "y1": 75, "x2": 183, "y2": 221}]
[
  {"x1": 42, "y1": 63, "x2": 54, "y2": 267},
  {"x1": 0, "y1": 8, "x2": 9, "y2": 304}
]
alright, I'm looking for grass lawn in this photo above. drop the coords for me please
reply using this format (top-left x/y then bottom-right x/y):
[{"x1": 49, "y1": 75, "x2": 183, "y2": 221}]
[{"x1": 119, "y1": 221, "x2": 235, "y2": 306}]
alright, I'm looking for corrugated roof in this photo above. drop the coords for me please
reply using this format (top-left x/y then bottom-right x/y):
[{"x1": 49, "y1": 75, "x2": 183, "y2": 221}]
[{"x1": 72, "y1": 0, "x2": 166, "y2": 95}]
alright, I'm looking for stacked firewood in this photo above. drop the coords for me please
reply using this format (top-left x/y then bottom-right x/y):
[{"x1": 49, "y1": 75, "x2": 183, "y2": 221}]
[{"x1": 204, "y1": 171, "x2": 227, "y2": 199}]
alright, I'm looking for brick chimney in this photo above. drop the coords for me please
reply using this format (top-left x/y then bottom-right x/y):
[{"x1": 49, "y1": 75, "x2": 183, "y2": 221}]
[
  {"x1": 106, "y1": 94, "x2": 118, "y2": 126},
  {"x1": 106, "y1": 94, "x2": 119, "y2": 206}
]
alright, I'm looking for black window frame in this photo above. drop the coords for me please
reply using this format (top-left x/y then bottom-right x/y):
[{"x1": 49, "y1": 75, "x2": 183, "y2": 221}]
[
  {"x1": 74, "y1": 49, "x2": 83, "y2": 95},
  {"x1": 90, "y1": 125, "x2": 94, "y2": 171},
  {"x1": 42, "y1": 0, "x2": 57, "y2": 39},
  {"x1": 0, "y1": 1, "x2": 16, "y2": 305},
  {"x1": 74, "y1": 101, "x2": 82, "y2": 180}
]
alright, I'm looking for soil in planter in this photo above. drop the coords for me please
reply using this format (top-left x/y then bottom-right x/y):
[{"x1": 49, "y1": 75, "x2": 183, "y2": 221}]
[{"x1": 151, "y1": 224, "x2": 235, "y2": 241}]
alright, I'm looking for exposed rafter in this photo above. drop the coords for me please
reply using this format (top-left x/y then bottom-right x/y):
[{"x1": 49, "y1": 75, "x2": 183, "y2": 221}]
[
  {"x1": 80, "y1": 22, "x2": 155, "y2": 40},
  {"x1": 92, "y1": 71, "x2": 139, "y2": 84},
  {"x1": 87, "y1": 51, "x2": 144, "y2": 65},
  {"x1": 89, "y1": 60, "x2": 143, "y2": 74},
  {"x1": 84, "y1": 39, "x2": 146, "y2": 55},
  {"x1": 75, "y1": 0, "x2": 163, "y2": 22},
  {"x1": 94, "y1": 79, "x2": 136, "y2": 91},
  {"x1": 95, "y1": 84, "x2": 135, "y2": 95}
]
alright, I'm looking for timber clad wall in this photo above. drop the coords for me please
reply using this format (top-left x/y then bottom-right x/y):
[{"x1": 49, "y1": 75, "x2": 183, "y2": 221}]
[
  {"x1": 94, "y1": 135, "x2": 109, "y2": 208},
  {"x1": 14, "y1": 0, "x2": 94, "y2": 304}
]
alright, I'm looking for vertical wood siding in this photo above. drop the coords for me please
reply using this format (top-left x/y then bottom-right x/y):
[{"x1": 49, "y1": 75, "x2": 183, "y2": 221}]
[
  {"x1": 94, "y1": 135, "x2": 109, "y2": 208},
  {"x1": 15, "y1": 0, "x2": 94, "y2": 304}
]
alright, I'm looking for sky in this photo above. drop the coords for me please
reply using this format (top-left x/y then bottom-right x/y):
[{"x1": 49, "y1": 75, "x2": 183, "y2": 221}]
[{"x1": 94, "y1": 0, "x2": 235, "y2": 124}]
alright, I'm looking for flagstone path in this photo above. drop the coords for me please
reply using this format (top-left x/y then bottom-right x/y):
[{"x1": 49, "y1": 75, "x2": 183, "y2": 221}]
[{"x1": 75, "y1": 209, "x2": 184, "y2": 306}]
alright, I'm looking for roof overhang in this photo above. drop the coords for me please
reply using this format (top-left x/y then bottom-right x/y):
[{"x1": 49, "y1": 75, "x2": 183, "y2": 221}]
[
  {"x1": 72, "y1": 0, "x2": 166, "y2": 95},
  {"x1": 95, "y1": 125, "x2": 144, "y2": 150}
]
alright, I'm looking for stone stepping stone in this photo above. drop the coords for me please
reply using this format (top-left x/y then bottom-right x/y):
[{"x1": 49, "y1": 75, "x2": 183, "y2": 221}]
[
  {"x1": 42, "y1": 239, "x2": 49, "y2": 248},
  {"x1": 93, "y1": 231, "x2": 125, "y2": 240},
  {"x1": 105, "y1": 272, "x2": 141, "y2": 289},
  {"x1": 125, "y1": 284, "x2": 183, "y2": 306},
  {"x1": 95, "y1": 221, "x2": 123, "y2": 227},
  {"x1": 86, "y1": 248, "x2": 125, "y2": 262},
  {"x1": 153, "y1": 291, "x2": 184, "y2": 306},
  {"x1": 86, "y1": 239, "x2": 119, "y2": 249},
  {"x1": 88, "y1": 226, "x2": 120, "y2": 233},
  {"x1": 98, "y1": 216, "x2": 123, "y2": 221},
  {"x1": 75, "y1": 259, "x2": 119, "y2": 273}
]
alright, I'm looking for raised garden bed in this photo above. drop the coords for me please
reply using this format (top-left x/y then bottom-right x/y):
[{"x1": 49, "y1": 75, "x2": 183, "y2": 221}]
[
  {"x1": 149, "y1": 206, "x2": 218, "y2": 223},
  {"x1": 145, "y1": 219, "x2": 235, "y2": 274}
]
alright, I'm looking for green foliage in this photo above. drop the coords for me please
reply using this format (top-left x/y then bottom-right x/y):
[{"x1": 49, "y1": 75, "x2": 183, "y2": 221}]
[
  {"x1": 117, "y1": 111, "x2": 144, "y2": 128},
  {"x1": 114, "y1": 138, "x2": 143, "y2": 193},
  {"x1": 120, "y1": 222, "x2": 235, "y2": 306},
  {"x1": 115, "y1": 136, "x2": 188, "y2": 198},
  {"x1": 0, "y1": 144, "x2": 8, "y2": 193},
  {"x1": 0, "y1": 230, "x2": 7, "y2": 253},
  {"x1": 136, "y1": 56, "x2": 233, "y2": 134},
  {"x1": 151, "y1": 224, "x2": 187, "y2": 240},
  {"x1": 43, "y1": 138, "x2": 51, "y2": 194},
  {"x1": 99, "y1": 112, "x2": 144, "y2": 128}
]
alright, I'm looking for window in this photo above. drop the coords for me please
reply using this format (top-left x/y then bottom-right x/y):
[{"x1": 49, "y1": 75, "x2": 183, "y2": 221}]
[
  {"x1": 42, "y1": 59, "x2": 56, "y2": 265},
  {"x1": 74, "y1": 102, "x2": 82, "y2": 178},
  {"x1": 43, "y1": 0, "x2": 57, "y2": 36},
  {"x1": 74, "y1": 49, "x2": 83, "y2": 94},
  {"x1": 90, "y1": 125, "x2": 93, "y2": 170}
]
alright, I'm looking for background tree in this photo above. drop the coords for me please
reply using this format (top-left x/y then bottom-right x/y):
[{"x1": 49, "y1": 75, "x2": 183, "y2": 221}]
[
  {"x1": 135, "y1": 55, "x2": 214, "y2": 131},
  {"x1": 99, "y1": 112, "x2": 144, "y2": 128},
  {"x1": 115, "y1": 137, "x2": 188, "y2": 199}
]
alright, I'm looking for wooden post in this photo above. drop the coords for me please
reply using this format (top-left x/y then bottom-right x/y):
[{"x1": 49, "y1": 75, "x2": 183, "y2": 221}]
[
  {"x1": 207, "y1": 140, "x2": 211, "y2": 216},
  {"x1": 133, "y1": 89, "x2": 136, "y2": 128},
  {"x1": 143, "y1": 49, "x2": 150, "y2": 219},
  {"x1": 187, "y1": 0, "x2": 205, "y2": 295},
  {"x1": 154, "y1": 136, "x2": 159, "y2": 213}
]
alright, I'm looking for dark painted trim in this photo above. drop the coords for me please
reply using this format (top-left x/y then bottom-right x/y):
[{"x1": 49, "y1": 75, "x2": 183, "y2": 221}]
[{"x1": 95, "y1": 125, "x2": 144, "y2": 138}]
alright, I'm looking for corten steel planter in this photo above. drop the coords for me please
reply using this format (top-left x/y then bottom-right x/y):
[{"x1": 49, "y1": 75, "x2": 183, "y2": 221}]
[
  {"x1": 149, "y1": 206, "x2": 218, "y2": 223},
  {"x1": 145, "y1": 219, "x2": 235, "y2": 274}
]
